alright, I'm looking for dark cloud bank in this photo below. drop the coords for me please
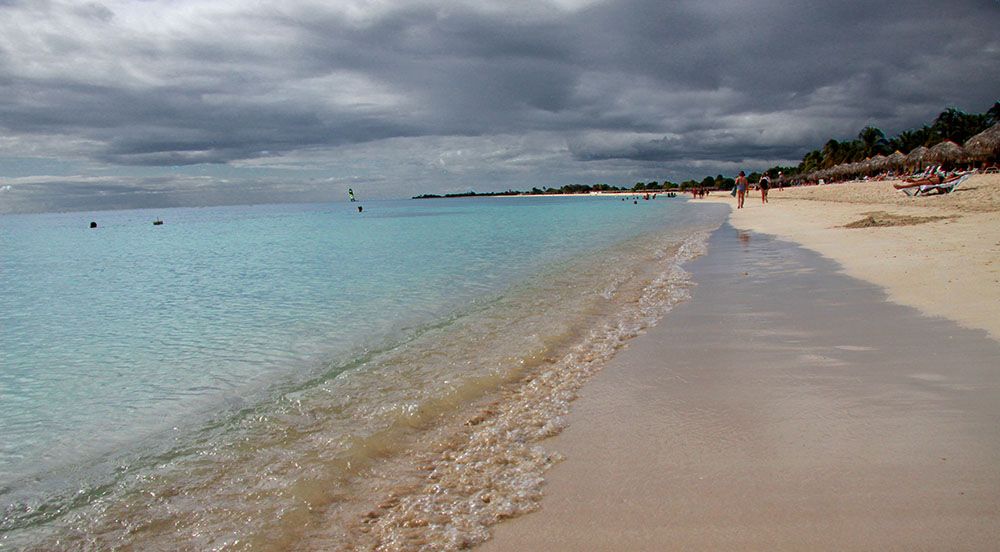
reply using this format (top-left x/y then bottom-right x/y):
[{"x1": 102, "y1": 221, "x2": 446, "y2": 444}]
[{"x1": 1, "y1": 0, "x2": 997, "y2": 212}]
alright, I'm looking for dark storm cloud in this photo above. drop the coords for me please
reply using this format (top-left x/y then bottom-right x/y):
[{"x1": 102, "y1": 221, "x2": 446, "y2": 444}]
[
  {"x1": 2, "y1": 2, "x2": 575, "y2": 171},
  {"x1": 561, "y1": 0, "x2": 1000, "y2": 161},
  {"x1": 0, "y1": 0, "x2": 997, "y2": 211}
]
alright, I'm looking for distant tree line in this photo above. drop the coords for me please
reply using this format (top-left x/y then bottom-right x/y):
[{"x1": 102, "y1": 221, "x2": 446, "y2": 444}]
[
  {"x1": 792, "y1": 101, "x2": 999, "y2": 177},
  {"x1": 412, "y1": 183, "x2": 632, "y2": 198},
  {"x1": 681, "y1": 101, "x2": 1000, "y2": 190},
  {"x1": 413, "y1": 101, "x2": 999, "y2": 198},
  {"x1": 413, "y1": 178, "x2": 737, "y2": 199},
  {"x1": 415, "y1": 181, "x2": 715, "y2": 198}
]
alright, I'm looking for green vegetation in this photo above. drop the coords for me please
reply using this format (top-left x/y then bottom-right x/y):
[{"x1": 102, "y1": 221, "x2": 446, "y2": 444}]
[
  {"x1": 689, "y1": 101, "x2": 998, "y2": 189},
  {"x1": 414, "y1": 101, "x2": 999, "y2": 198},
  {"x1": 414, "y1": 183, "x2": 639, "y2": 199},
  {"x1": 414, "y1": 180, "x2": 718, "y2": 199},
  {"x1": 792, "y1": 101, "x2": 998, "y2": 177}
]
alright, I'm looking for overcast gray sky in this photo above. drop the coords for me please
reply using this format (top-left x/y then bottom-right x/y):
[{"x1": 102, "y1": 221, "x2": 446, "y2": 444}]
[{"x1": 1, "y1": 0, "x2": 998, "y2": 213}]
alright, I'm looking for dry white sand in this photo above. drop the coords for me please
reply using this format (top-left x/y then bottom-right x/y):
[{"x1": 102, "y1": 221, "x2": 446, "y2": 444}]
[{"x1": 477, "y1": 174, "x2": 1000, "y2": 551}]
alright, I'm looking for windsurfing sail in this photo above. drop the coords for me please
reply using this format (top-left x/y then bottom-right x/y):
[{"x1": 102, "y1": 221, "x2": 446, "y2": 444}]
[{"x1": 348, "y1": 188, "x2": 357, "y2": 202}]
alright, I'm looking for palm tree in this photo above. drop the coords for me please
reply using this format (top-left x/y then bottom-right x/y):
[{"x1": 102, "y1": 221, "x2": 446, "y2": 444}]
[
  {"x1": 820, "y1": 139, "x2": 842, "y2": 168},
  {"x1": 894, "y1": 129, "x2": 923, "y2": 153},
  {"x1": 841, "y1": 140, "x2": 864, "y2": 165},
  {"x1": 794, "y1": 101, "x2": 999, "y2": 180},
  {"x1": 934, "y1": 108, "x2": 963, "y2": 142},
  {"x1": 987, "y1": 101, "x2": 1000, "y2": 125},
  {"x1": 933, "y1": 107, "x2": 989, "y2": 144},
  {"x1": 800, "y1": 150, "x2": 823, "y2": 172},
  {"x1": 859, "y1": 125, "x2": 887, "y2": 157}
]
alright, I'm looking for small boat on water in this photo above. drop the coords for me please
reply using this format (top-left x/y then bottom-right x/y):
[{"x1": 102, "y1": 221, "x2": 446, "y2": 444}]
[{"x1": 153, "y1": 219, "x2": 163, "y2": 226}]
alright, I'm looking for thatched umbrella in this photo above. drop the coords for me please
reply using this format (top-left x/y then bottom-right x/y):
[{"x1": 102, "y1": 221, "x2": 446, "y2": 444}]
[
  {"x1": 907, "y1": 145, "x2": 930, "y2": 170},
  {"x1": 855, "y1": 158, "x2": 873, "y2": 177},
  {"x1": 867, "y1": 154, "x2": 889, "y2": 176},
  {"x1": 926, "y1": 140, "x2": 969, "y2": 168},
  {"x1": 854, "y1": 158, "x2": 870, "y2": 176},
  {"x1": 885, "y1": 151, "x2": 906, "y2": 171},
  {"x1": 963, "y1": 122, "x2": 1000, "y2": 162}
]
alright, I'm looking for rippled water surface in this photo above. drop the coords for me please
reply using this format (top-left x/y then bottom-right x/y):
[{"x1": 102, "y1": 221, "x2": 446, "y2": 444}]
[{"x1": 0, "y1": 196, "x2": 727, "y2": 549}]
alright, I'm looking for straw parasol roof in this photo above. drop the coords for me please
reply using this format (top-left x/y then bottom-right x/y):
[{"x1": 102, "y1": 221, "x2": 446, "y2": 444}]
[
  {"x1": 885, "y1": 151, "x2": 906, "y2": 170},
  {"x1": 963, "y1": 122, "x2": 1000, "y2": 161},
  {"x1": 926, "y1": 140, "x2": 969, "y2": 165},
  {"x1": 856, "y1": 158, "x2": 874, "y2": 176},
  {"x1": 856, "y1": 158, "x2": 871, "y2": 174},
  {"x1": 907, "y1": 145, "x2": 930, "y2": 169}
]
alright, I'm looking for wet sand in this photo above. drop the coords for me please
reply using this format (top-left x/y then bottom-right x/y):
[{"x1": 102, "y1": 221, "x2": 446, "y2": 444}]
[
  {"x1": 719, "y1": 174, "x2": 1000, "y2": 342},
  {"x1": 478, "y1": 183, "x2": 1000, "y2": 550}
]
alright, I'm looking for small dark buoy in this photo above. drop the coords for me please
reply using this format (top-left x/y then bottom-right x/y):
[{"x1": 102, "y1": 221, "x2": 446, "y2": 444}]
[{"x1": 90, "y1": 221, "x2": 97, "y2": 228}]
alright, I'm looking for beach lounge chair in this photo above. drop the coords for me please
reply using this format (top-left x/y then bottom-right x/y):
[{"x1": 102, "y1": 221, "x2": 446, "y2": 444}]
[
  {"x1": 903, "y1": 166, "x2": 940, "y2": 181},
  {"x1": 900, "y1": 174, "x2": 968, "y2": 196},
  {"x1": 894, "y1": 171, "x2": 944, "y2": 190}
]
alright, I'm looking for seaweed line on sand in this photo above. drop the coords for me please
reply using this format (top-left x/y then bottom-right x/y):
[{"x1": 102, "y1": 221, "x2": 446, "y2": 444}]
[{"x1": 842, "y1": 211, "x2": 958, "y2": 229}]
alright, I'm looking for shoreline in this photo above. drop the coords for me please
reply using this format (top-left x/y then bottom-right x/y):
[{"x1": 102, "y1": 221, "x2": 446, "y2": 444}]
[
  {"x1": 478, "y1": 176, "x2": 1000, "y2": 550},
  {"x1": 702, "y1": 174, "x2": 1000, "y2": 343}
]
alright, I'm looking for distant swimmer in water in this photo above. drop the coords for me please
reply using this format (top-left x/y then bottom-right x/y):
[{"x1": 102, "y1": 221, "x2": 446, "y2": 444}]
[{"x1": 358, "y1": 205, "x2": 363, "y2": 213}]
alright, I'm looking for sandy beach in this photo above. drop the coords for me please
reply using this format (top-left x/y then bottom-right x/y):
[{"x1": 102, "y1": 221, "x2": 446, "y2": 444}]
[
  {"x1": 717, "y1": 174, "x2": 1000, "y2": 343},
  {"x1": 478, "y1": 174, "x2": 1000, "y2": 550}
]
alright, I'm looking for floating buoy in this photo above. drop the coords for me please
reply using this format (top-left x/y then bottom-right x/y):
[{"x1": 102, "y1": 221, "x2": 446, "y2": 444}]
[{"x1": 90, "y1": 221, "x2": 97, "y2": 228}]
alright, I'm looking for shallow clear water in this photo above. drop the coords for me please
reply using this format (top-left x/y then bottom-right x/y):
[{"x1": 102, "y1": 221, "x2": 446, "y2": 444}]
[{"x1": 0, "y1": 196, "x2": 727, "y2": 549}]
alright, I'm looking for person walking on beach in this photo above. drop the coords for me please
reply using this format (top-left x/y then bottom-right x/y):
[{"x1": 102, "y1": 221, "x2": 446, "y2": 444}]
[
  {"x1": 759, "y1": 172, "x2": 770, "y2": 203},
  {"x1": 735, "y1": 171, "x2": 748, "y2": 208}
]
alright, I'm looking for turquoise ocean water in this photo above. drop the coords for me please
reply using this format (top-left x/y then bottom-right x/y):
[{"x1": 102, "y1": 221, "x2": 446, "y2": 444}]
[{"x1": 1, "y1": 196, "x2": 727, "y2": 550}]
